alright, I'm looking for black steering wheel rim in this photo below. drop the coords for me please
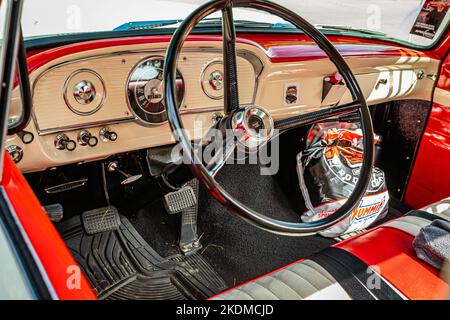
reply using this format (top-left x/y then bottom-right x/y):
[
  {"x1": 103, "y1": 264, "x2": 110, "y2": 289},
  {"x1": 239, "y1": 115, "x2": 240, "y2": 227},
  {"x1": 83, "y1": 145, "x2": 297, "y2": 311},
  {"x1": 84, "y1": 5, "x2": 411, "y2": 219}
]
[{"x1": 163, "y1": 0, "x2": 375, "y2": 236}]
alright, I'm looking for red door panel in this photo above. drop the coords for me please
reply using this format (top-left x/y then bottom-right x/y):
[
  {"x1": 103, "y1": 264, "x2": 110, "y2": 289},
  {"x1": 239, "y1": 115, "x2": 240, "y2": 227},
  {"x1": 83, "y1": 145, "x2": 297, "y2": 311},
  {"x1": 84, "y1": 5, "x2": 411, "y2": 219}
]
[
  {"x1": 406, "y1": 54, "x2": 450, "y2": 208},
  {"x1": 1, "y1": 152, "x2": 96, "y2": 300}
]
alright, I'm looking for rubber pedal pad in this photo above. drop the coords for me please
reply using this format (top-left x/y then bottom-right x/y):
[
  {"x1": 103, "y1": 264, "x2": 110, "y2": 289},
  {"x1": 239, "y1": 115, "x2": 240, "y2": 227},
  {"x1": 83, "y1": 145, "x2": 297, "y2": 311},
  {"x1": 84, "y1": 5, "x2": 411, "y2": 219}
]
[
  {"x1": 81, "y1": 206, "x2": 121, "y2": 235},
  {"x1": 164, "y1": 186, "x2": 197, "y2": 214}
]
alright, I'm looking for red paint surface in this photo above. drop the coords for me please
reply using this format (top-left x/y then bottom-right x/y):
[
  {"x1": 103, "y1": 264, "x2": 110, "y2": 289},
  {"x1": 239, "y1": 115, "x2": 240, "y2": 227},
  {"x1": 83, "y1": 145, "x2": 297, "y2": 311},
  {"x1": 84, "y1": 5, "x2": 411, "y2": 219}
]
[
  {"x1": 241, "y1": 33, "x2": 435, "y2": 62},
  {"x1": 1, "y1": 152, "x2": 96, "y2": 300},
  {"x1": 336, "y1": 226, "x2": 449, "y2": 300},
  {"x1": 405, "y1": 54, "x2": 450, "y2": 208},
  {"x1": 26, "y1": 34, "x2": 435, "y2": 77},
  {"x1": 432, "y1": 29, "x2": 450, "y2": 60}
]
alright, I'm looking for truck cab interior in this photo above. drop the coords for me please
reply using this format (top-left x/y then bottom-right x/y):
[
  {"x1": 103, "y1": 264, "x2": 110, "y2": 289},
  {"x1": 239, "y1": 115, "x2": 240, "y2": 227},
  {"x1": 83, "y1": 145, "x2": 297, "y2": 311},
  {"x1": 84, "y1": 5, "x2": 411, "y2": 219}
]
[{"x1": 0, "y1": 0, "x2": 449, "y2": 300}]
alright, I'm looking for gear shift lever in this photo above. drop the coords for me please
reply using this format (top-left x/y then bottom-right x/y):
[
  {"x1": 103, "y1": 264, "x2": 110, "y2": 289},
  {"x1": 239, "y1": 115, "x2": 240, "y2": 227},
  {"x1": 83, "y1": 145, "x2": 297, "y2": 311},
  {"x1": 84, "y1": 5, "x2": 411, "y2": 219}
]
[{"x1": 107, "y1": 161, "x2": 142, "y2": 185}]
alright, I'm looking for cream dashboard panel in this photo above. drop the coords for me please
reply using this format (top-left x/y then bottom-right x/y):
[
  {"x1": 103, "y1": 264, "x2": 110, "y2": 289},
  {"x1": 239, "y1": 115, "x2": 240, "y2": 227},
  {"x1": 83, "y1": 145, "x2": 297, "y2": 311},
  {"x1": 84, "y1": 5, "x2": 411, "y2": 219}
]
[
  {"x1": 7, "y1": 41, "x2": 440, "y2": 173},
  {"x1": 32, "y1": 49, "x2": 256, "y2": 133},
  {"x1": 255, "y1": 55, "x2": 439, "y2": 121}
]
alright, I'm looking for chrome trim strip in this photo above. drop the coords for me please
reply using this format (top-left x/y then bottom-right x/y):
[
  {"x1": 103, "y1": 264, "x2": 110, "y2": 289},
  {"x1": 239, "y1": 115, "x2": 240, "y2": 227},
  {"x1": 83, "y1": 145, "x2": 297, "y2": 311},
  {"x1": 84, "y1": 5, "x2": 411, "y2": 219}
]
[
  {"x1": 44, "y1": 178, "x2": 88, "y2": 194},
  {"x1": 36, "y1": 116, "x2": 136, "y2": 136},
  {"x1": 0, "y1": 187, "x2": 59, "y2": 300},
  {"x1": 179, "y1": 105, "x2": 224, "y2": 114}
]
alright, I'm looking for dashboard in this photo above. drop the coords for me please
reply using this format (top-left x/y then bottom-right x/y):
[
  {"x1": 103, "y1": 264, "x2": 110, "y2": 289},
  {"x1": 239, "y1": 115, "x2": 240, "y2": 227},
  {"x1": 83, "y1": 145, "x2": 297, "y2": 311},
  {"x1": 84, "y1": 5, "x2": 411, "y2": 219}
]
[{"x1": 6, "y1": 36, "x2": 440, "y2": 172}]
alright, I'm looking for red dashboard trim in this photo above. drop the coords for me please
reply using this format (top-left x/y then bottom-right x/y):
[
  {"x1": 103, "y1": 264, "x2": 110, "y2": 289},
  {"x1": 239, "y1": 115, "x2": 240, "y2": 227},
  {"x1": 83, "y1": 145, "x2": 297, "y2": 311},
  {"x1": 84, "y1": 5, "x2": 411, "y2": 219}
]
[
  {"x1": 26, "y1": 34, "x2": 436, "y2": 77},
  {"x1": 241, "y1": 33, "x2": 437, "y2": 62},
  {"x1": 1, "y1": 152, "x2": 96, "y2": 300}
]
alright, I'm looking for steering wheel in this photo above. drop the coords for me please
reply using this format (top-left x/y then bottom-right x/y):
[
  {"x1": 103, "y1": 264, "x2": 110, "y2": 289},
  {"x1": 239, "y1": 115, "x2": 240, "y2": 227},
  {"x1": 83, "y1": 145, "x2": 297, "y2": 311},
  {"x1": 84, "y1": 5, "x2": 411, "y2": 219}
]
[{"x1": 163, "y1": 0, "x2": 374, "y2": 236}]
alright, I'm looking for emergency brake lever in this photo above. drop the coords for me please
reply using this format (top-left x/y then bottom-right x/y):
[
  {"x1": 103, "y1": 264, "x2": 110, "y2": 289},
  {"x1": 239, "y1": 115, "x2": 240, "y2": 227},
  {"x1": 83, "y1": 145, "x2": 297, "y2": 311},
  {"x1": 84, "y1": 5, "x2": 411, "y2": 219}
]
[{"x1": 107, "y1": 161, "x2": 142, "y2": 185}]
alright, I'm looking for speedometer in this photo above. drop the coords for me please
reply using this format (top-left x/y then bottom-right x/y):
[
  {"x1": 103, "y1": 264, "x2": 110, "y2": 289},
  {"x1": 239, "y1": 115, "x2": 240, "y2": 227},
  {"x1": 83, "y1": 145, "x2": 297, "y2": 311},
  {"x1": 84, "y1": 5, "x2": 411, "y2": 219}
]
[{"x1": 127, "y1": 56, "x2": 184, "y2": 125}]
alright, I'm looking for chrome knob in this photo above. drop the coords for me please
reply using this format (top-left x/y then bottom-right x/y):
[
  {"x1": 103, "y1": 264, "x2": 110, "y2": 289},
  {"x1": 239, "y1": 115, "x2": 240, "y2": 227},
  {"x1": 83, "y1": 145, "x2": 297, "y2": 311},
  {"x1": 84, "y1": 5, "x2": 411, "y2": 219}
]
[
  {"x1": 78, "y1": 130, "x2": 98, "y2": 147},
  {"x1": 55, "y1": 134, "x2": 76, "y2": 151},
  {"x1": 99, "y1": 127, "x2": 117, "y2": 142},
  {"x1": 6, "y1": 145, "x2": 23, "y2": 163},
  {"x1": 73, "y1": 80, "x2": 96, "y2": 105}
]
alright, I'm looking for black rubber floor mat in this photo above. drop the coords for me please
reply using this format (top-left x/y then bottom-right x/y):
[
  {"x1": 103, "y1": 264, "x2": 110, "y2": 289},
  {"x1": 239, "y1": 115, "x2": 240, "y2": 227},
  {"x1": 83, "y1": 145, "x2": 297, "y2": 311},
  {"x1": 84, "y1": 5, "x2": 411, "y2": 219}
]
[{"x1": 57, "y1": 215, "x2": 227, "y2": 300}]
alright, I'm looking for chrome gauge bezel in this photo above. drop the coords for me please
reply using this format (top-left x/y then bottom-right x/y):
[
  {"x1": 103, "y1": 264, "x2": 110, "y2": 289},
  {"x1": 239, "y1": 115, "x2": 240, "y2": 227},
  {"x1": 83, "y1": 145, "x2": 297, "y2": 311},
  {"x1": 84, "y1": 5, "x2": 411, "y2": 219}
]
[
  {"x1": 63, "y1": 69, "x2": 106, "y2": 116},
  {"x1": 200, "y1": 59, "x2": 225, "y2": 100},
  {"x1": 126, "y1": 55, "x2": 184, "y2": 126}
]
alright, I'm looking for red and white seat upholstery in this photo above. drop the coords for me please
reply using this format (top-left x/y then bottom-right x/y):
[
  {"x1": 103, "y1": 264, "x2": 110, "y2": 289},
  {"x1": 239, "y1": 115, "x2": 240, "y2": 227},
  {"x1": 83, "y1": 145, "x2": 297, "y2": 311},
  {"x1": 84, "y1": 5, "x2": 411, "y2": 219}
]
[{"x1": 212, "y1": 198, "x2": 450, "y2": 300}]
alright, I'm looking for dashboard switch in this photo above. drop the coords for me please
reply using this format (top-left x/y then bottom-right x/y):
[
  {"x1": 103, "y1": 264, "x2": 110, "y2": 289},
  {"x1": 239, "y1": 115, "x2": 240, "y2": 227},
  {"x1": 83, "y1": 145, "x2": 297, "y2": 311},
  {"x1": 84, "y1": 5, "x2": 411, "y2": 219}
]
[
  {"x1": 99, "y1": 127, "x2": 117, "y2": 142},
  {"x1": 6, "y1": 145, "x2": 23, "y2": 163},
  {"x1": 78, "y1": 130, "x2": 98, "y2": 147},
  {"x1": 55, "y1": 134, "x2": 76, "y2": 151}
]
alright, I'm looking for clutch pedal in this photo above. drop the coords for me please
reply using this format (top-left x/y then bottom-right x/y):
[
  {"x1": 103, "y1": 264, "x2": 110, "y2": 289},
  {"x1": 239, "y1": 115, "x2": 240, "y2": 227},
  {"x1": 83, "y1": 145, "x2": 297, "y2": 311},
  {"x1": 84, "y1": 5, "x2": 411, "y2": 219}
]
[
  {"x1": 81, "y1": 206, "x2": 121, "y2": 235},
  {"x1": 163, "y1": 180, "x2": 201, "y2": 254}
]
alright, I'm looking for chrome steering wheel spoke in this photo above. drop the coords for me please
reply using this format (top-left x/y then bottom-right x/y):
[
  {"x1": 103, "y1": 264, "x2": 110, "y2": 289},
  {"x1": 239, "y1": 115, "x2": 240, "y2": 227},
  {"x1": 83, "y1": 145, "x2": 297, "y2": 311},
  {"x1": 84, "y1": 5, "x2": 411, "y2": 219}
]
[
  {"x1": 222, "y1": 2, "x2": 240, "y2": 115},
  {"x1": 274, "y1": 100, "x2": 361, "y2": 131},
  {"x1": 204, "y1": 131, "x2": 238, "y2": 177}
]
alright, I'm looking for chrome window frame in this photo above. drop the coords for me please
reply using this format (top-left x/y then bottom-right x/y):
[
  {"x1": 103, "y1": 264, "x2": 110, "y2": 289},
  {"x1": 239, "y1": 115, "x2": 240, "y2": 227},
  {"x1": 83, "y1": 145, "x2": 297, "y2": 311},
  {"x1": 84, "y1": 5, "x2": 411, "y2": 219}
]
[{"x1": 0, "y1": 0, "x2": 57, "y2": 300}]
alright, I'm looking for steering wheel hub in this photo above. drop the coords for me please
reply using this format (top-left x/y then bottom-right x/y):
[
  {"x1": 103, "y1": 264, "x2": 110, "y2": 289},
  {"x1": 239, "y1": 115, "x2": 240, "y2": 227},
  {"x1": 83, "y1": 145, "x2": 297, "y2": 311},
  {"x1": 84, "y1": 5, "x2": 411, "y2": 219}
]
[{"x1": 231, "y1": 106, "x2": 274, "y2": 151}]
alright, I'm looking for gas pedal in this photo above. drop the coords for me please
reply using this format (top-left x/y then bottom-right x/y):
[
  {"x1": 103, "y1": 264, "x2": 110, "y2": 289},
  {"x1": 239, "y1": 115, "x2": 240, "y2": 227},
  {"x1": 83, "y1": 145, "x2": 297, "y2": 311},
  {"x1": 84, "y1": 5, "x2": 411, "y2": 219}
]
[{"x1": 81, "y1": 206, "x2": 121, "y2": 235}]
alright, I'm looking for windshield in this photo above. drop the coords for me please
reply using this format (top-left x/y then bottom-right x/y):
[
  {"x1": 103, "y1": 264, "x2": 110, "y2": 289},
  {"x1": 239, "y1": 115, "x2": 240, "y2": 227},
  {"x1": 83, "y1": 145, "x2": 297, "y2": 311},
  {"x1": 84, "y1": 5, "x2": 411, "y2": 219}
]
[{"x1": 18, "y1": 0, "x2": 450, "y2": 47}]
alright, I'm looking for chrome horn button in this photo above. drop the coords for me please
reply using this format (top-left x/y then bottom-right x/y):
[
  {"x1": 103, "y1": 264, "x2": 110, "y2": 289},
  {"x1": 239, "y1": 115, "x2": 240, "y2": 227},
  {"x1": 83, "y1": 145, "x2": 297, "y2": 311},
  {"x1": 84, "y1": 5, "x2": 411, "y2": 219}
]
[{"x1": 232, "y1": 106, "x2": 274, "y2": 152}]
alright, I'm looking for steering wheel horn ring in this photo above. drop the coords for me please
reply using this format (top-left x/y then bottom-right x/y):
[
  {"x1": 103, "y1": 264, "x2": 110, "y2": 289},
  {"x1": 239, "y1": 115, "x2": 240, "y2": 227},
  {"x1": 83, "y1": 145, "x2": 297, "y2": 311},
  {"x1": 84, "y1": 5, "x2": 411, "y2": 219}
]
[{"x1": 164, "y1": 0, "x2": 375, "y2": 236}]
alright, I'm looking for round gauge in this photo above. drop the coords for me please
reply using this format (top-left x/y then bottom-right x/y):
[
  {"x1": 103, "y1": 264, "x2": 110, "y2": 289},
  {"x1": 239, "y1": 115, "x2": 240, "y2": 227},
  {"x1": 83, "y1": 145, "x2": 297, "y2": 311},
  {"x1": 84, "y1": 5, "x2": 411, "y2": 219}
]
[
  {"x1": 201, "y1": 61, "x2": 224, "y2": 100},
  {"x1": 64, "y1": 69, "x2": 106, "y2": 116},
  {"x1": 127, "y1": 56, "x2": 184, "y2": 125}
]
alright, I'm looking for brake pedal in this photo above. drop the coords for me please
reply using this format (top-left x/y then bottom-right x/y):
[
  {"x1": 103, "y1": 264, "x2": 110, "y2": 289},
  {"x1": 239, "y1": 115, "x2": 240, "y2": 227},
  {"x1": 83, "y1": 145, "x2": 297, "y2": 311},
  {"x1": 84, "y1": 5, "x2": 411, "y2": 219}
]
[
  {"x1": 81, "y1": 206, "x2": 121, "y2": 235},
  {"x1": 163, "y1": 180, "x2": 201, "y2": 254},
  {"x1": 164, "y1": 186, "x2": 197, "y2": 214}
]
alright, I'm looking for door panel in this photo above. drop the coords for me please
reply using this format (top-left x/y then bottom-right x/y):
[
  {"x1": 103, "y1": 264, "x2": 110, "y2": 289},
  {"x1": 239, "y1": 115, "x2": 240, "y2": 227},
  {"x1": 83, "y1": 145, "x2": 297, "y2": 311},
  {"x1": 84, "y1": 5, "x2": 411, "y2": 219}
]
[{"x1": 406, "y1": 54, "x2": 450, "y2": 208}]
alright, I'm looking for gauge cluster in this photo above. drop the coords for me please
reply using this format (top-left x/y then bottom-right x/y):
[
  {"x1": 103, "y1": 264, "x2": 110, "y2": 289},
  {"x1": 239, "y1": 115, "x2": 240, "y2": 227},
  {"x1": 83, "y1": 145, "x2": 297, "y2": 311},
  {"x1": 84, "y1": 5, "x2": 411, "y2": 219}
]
[{"x1": 127, "y1": 56, "x2": 185, "y2": 125}]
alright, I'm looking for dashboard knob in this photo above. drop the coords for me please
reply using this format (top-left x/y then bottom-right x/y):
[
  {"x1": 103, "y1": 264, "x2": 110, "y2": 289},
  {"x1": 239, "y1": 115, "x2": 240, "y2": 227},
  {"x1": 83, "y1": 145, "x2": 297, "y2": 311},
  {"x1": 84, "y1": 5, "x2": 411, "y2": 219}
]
[
  {"x1": 78, "y1": 130, "x2": 98, "y2": 147},
  {"x1": 6, "y1": 145, "x2": 23, "y2": 163},
  {"x1": 99, "y1": 127, "x2": 117, "y2": 142},
  {"x1": 55, "y1": 134, "x2": 76, "y2": 151}
]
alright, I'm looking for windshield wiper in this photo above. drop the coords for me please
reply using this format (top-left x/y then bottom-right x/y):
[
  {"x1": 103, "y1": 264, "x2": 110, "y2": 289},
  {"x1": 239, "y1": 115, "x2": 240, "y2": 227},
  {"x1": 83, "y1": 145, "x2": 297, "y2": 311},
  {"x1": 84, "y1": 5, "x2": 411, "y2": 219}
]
[
  {"x1": 114, "y1": 20, "x2": 183, "y2": 31},
  {"x1": 114, "y1": 18, "x2": 295, "y2": 31},
  {"x1": 197, "y1": 17, "x2": 294, "y2": 29},
  {"x1": 114, "y1": 20, "x2": 386, "y2": 36},
  {"x1": 315, "y1": 24, "x2": 387, "y2": 36}
]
